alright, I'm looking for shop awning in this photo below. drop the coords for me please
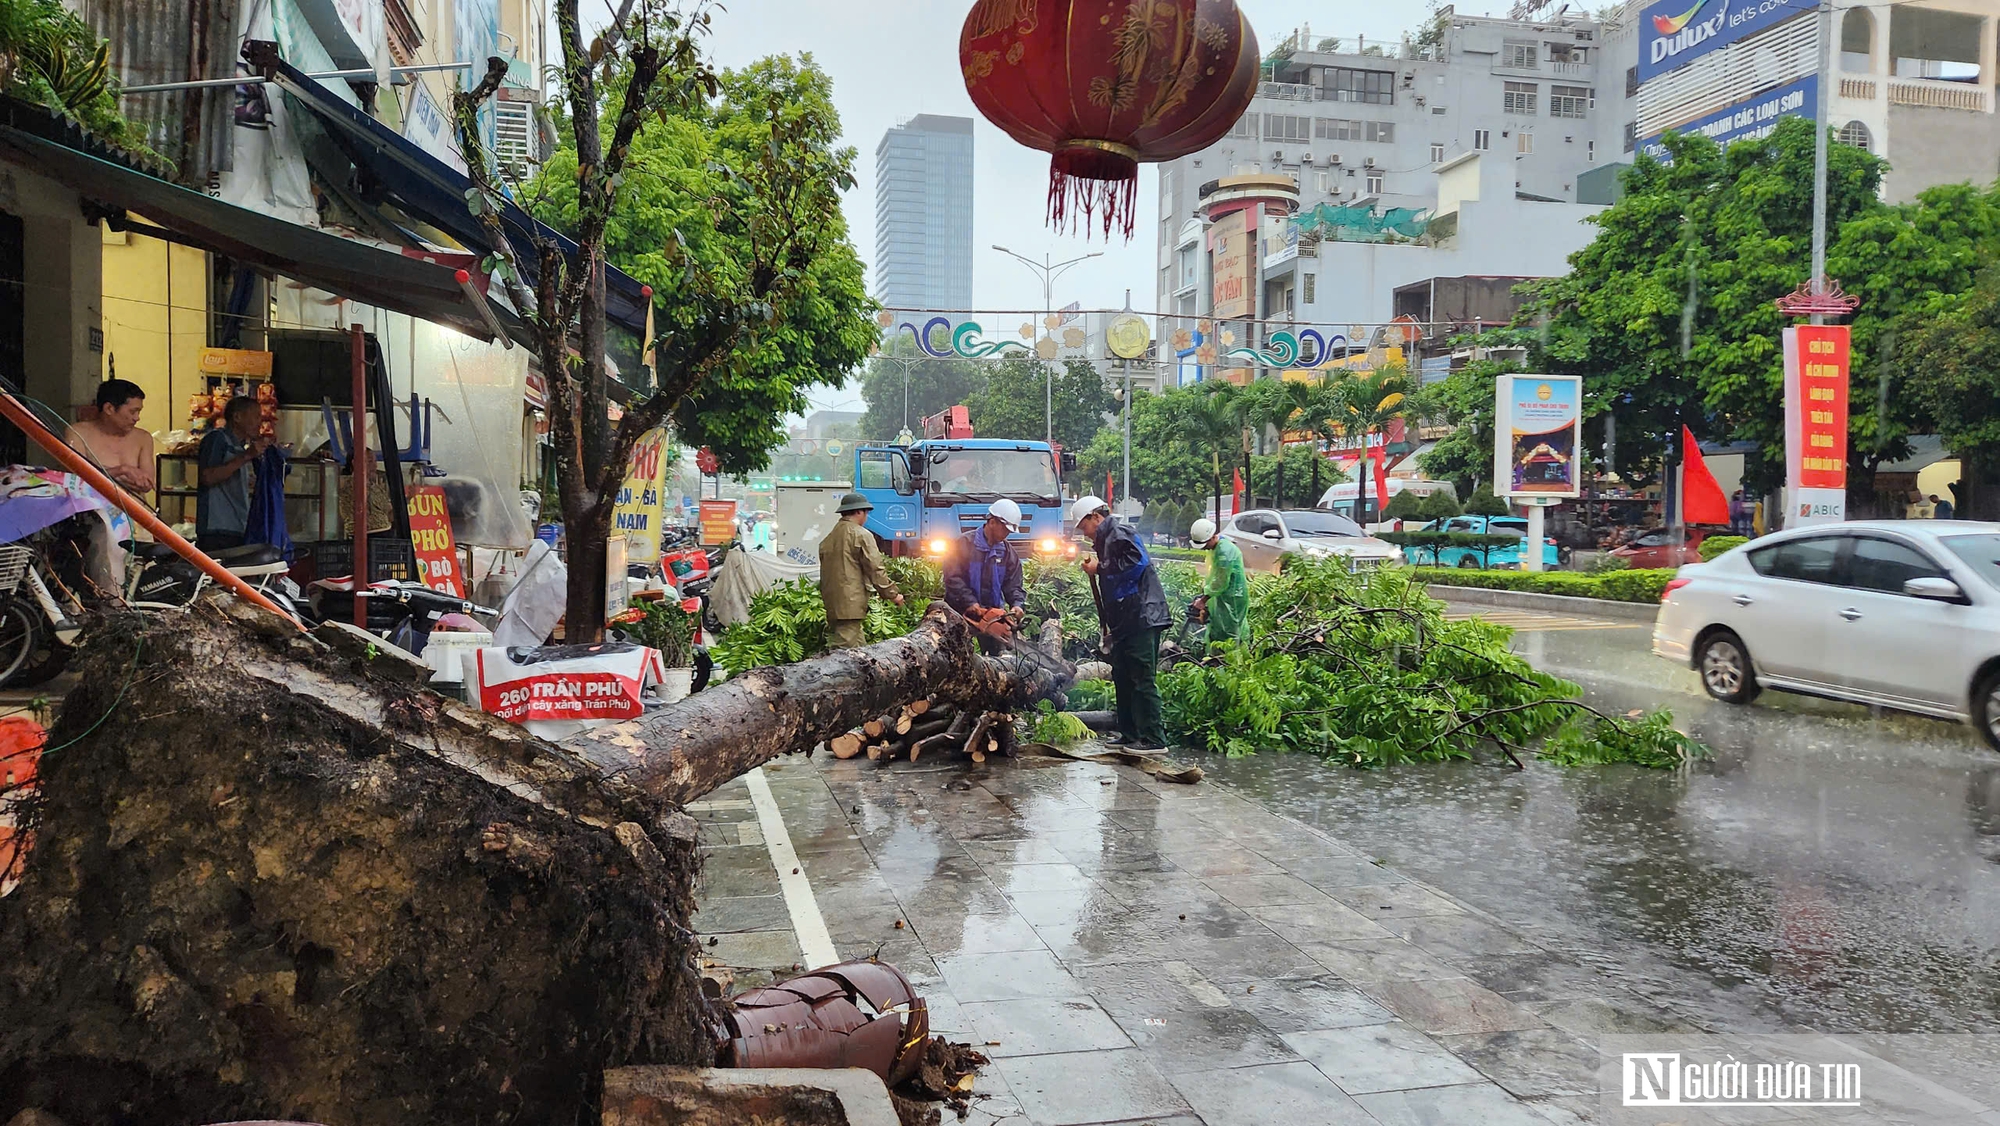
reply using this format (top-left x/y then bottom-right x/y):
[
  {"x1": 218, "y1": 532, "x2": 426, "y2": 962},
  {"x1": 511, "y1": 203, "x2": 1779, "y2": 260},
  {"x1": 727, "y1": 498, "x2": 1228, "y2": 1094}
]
[
  {"x1": 247, "y1": 42, "x2": 654, "y2": 341},
  {"x1": 0, "y1": 121, "x2": 521, "y2": 345}
]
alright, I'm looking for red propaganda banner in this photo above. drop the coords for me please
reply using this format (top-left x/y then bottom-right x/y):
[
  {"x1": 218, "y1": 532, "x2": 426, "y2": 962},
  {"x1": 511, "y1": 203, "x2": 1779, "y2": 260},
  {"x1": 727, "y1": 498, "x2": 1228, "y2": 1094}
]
[
  {"x1": 406, "y1": 485, "x2": 464, "y2": 597},
  {"x1": 698, "y1": 499, "x2": 738, "y2": 546},
  {"x1": 1783, "y1": 326, "x2": 1850, "y2": 490}
]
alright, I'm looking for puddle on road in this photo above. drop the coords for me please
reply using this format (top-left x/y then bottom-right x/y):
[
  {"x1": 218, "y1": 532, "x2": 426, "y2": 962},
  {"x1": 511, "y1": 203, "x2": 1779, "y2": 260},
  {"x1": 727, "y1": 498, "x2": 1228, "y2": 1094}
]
[{"x1": 1199, "y1": 626, "x2": 2000, "y2": 1036}]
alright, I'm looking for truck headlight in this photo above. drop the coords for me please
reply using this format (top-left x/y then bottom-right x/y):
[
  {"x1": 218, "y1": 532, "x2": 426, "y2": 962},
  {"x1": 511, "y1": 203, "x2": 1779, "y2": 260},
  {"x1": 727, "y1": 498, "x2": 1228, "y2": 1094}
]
[
  {"x1": 926, "y1": 538, "x2": 949, "y2": 555},
  {"x1": 1038, "y1": 537, "x2": 1058, "y2": 553}
]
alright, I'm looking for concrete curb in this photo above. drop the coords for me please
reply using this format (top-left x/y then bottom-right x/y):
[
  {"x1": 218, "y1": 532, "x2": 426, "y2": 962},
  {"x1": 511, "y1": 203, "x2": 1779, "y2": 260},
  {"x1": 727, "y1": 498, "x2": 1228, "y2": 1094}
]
[{"x1": 1427, "y1": 583, "x2": 1662, "y2": 624}]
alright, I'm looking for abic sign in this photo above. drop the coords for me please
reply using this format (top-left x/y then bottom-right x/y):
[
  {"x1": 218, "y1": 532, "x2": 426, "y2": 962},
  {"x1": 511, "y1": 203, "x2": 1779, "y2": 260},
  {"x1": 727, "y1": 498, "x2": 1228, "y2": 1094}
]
[{"x1": 1637, "y1": 0, "x2": 1817, "y2": 83}]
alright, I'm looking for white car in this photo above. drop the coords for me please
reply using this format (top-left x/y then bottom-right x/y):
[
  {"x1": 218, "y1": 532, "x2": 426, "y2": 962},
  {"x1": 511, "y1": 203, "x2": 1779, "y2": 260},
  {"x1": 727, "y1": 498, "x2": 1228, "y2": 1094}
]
[
  {"x1": 1223, "y1": 509, "x2": 1402, "y2": 573},
  {"x1": 1653, "y1": 520, "x2": 2000, "y2": 748}
]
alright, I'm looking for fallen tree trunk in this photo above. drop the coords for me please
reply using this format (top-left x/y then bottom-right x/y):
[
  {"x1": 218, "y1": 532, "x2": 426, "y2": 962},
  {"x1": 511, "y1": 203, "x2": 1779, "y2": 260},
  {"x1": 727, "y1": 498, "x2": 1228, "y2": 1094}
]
[{"x1": 561, "y1": 603, "x2": 1074, "y2": 806}]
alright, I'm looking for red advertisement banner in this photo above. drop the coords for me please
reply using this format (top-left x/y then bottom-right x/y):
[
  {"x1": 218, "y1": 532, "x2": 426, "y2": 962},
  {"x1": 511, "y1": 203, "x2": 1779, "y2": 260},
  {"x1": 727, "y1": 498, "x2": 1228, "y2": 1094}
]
[
  {"x1": 406, "y1": 485, "x2": 464, "y2": 597},
  {"x1": 1784, "y1": 326, "x2": 1850, "y2": 490}
]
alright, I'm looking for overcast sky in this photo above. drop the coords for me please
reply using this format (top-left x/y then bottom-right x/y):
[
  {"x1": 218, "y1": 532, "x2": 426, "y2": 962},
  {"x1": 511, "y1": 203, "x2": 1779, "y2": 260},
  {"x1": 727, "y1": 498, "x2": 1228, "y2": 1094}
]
[{"x1": 579, "y1": 0, "x2": 1461, "y2": 411}]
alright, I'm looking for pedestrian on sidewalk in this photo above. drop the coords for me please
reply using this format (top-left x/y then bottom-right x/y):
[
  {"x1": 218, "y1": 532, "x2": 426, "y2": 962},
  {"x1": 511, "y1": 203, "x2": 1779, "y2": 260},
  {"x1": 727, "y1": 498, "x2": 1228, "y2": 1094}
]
[
  {"x1": 1074, "y1": 496, "x2": 1170, "y2": 749},
  {"x1": 944, "y1": 498, "x2": 1026, "y2": 642},
  {"x1": 818, "y1": 492, "x2": 902, "y2": 650},
  {"x1": 1189, "y1": 517, "x2": 1248, "y2": 650}
]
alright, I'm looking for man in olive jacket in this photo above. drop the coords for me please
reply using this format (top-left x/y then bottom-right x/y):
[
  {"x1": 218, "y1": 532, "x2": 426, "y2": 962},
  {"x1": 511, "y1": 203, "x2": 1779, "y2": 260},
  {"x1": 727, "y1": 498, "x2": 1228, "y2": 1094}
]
[
  {"x1": 1075, "y1": 495, "x2": 1171, "y2": 748},
  {"x1": 818, "y1": 492, "x2": 903, "y2": 649}
]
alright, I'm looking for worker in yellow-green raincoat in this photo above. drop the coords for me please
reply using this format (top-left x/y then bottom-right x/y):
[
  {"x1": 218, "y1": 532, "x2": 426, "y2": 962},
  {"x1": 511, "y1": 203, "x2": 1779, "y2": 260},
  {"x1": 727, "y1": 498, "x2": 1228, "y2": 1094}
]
[{"x1": 1189, "y1": 516, "x2": 1248, "y2": 648}]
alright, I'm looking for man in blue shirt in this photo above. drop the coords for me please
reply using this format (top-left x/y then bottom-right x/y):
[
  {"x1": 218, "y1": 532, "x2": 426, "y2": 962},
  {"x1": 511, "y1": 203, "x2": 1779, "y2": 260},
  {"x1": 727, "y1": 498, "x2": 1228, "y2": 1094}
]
[
  {"x1": 1075, "y1": 496, "x2": 1171, "y2": 749},
  {"x1": 944, "y1": 498, "x2": 1026, "y2": 640},
  {"x1": 196, "y1": 396, "x2": 269, "y2": 552}
]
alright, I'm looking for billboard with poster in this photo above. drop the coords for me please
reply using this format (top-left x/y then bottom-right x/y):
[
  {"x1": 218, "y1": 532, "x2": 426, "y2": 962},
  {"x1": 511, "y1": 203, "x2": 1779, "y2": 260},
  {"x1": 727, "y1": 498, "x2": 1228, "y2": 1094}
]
[
  {"x1": 1209, "y1": 210, "x2": 1253, "y2": 321},
  {"x1": 1783, "y1": 325, "x2": 1850, "y2": 525},
  {"x1": 1494, "y1": 374, "x2": 1583, "y2": 498}
]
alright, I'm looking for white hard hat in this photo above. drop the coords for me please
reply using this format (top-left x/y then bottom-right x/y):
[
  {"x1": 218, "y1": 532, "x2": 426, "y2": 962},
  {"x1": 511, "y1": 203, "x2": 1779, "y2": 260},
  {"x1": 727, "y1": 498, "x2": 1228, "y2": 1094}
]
[
  {"x1": 1190, "y1": 518, "x2": 1217, "y2": 544},
  {"x1": 987, "y1": 497, "x2": 1023, "y2": 531},
  {"x1": 1070, "y1": 495, "x2": 1108, "y2": 525}
]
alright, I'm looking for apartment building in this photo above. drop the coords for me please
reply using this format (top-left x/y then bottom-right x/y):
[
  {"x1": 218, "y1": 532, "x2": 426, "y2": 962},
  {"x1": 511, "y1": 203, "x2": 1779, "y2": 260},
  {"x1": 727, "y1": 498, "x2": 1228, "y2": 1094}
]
[{"x1": 1155, "y1": 9, "x2": 1631, "y2": 367}]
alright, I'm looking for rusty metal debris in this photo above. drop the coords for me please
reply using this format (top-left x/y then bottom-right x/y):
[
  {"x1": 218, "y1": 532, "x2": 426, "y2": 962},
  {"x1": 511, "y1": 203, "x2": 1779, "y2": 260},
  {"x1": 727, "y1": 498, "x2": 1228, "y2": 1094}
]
[{"x1": 714, "y1": 961, "x2": 930, "y2": 1087}]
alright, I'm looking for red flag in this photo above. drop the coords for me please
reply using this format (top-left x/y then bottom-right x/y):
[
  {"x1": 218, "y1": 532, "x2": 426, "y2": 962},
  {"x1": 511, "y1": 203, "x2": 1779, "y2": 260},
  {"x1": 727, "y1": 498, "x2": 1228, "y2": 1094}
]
[
  {"x1": 1372, "y1": 455, "x2": 1390, "y2": 515},
  {"x1": 1231, "y1": 467, "x2": 1245, "y2": 515},
  {"x1": 1105, "y1": 472, "x2": 1114, "y2": 505},
  {"x1": 1681, "y1": 425, "x2": 1729, "y2": 526}
]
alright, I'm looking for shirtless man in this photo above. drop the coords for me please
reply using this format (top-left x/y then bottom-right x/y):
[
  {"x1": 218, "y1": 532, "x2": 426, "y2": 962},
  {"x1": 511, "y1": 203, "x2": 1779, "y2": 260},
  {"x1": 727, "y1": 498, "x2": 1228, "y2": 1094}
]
[{"x1": 64, "y1": 378, "x2": 155, "y2": 495}]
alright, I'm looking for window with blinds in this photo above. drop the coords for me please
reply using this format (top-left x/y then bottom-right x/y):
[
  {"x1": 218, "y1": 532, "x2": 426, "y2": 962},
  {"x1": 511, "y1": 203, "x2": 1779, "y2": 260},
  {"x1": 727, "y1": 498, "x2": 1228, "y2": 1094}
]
[
  {"x1": 495, "y1": 100, "x2": 534, "y2": 179},
  {"x1": 1503, "y1": 81, "x2": 1538, "y2": 114}
]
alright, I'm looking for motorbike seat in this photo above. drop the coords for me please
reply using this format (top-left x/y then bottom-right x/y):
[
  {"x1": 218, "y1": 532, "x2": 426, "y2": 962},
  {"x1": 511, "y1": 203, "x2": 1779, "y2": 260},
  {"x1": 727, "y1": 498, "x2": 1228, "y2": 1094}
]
[
  {"x1": 214, "y1": 543, "x2": 284, "y2": 567},
  {"x1": 132, "y1": 540, "x2": 181, "y2": 560}
]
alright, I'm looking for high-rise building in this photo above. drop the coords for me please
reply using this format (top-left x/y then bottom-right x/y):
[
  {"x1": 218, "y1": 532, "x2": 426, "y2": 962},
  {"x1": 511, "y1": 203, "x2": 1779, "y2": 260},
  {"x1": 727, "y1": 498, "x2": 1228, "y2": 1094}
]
[
  {"x1": 1153, "y1": 12, "x2": 1632, "y2": 368},
  {"x1": 874, "y1": 115, "x2": 974, "y2": 314}
]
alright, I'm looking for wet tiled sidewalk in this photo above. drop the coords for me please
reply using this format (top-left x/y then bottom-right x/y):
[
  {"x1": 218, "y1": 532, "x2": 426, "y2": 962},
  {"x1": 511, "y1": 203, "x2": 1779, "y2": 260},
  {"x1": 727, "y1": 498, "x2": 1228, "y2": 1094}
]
[{"x1": 690, "y1": 749, "x2": 1686, "y2": 1126}]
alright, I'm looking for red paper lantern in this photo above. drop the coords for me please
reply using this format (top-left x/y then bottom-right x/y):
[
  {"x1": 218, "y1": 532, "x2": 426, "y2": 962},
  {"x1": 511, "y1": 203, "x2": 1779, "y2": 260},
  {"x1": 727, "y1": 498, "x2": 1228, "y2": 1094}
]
[{"x1": 961, "y1": 0, "x2": 1259, "y2": 239}]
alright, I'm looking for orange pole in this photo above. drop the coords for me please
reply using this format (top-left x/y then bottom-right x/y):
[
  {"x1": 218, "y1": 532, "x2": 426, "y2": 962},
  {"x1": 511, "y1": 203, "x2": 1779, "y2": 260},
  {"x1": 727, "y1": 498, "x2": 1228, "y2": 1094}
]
[
  {"x1": 350, "y1": 323, "x2": 369, "y2": 629},
  {"x1": 0, "y1": 388, "x2": 304, "y2": 629}
]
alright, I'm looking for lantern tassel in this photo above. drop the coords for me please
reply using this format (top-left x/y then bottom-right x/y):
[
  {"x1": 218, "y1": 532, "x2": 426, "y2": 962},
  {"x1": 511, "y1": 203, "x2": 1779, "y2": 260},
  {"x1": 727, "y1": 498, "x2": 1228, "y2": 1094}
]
[{"x1": 1047, "y1": 145, "x2": 1139, "y2": 241}]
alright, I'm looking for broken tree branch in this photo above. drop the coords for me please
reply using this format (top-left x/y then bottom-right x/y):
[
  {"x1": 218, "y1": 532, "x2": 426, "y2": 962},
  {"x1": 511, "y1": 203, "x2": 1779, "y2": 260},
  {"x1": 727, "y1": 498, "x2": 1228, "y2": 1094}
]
[{"x1": 562, "y1": 604, "x2": 1074, "y2": 806}]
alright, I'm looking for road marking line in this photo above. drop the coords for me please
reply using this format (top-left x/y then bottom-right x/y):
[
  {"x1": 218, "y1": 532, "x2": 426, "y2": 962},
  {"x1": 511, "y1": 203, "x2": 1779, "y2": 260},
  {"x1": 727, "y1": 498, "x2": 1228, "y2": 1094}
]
[{"x1": 744, "y1": 765, "x2": 839, "y2": 969}]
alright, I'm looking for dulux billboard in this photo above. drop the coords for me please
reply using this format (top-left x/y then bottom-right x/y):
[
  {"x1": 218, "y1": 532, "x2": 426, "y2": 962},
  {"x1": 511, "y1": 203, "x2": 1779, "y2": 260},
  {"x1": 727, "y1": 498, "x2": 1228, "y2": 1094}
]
[
  {"x1": 1636, "y1": 0, "x2": 1817, "y2": 83},
  {"x1": 1637, "y1": 74, "x2": 1816, "y2": 162}
]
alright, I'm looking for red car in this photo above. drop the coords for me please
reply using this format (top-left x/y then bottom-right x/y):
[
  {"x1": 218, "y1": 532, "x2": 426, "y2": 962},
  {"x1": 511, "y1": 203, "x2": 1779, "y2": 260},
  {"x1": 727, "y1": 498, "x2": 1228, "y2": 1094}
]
[{"x1": 1610, "y1": 527, "x2": 1709, "y2": 569}]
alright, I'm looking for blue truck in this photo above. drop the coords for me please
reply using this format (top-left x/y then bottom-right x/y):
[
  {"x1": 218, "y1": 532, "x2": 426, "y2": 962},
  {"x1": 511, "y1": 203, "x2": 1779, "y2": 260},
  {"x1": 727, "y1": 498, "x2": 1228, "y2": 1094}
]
[{"x1": 852, "y1": 408, "x2": 1075, "y2": 558}]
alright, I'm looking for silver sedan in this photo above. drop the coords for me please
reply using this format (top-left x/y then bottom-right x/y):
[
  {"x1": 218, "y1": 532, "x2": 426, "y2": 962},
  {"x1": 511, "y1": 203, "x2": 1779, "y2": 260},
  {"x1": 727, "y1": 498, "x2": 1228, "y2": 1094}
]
[{"x1": 1653, "y1": 520, "x2": 2000, "y2": 748}]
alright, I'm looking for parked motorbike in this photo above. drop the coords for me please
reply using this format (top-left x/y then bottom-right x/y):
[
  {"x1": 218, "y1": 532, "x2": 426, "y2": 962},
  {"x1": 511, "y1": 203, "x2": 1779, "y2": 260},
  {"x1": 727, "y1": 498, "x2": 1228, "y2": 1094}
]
[
  {"x1": 126, "y1": 540, "x2": 313, "y2": 626},
  {"x1": 308, "y1": 579, "x2": 489, "y2": 653}
]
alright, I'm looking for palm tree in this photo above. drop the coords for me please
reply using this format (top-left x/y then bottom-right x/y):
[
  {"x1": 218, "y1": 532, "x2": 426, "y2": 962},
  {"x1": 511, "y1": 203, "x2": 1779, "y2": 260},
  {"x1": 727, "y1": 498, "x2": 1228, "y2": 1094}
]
[
  {"x1": 1321, "y1": 365, "x2": 1415, "y2": 525},
  {"x1": 1180, "y1": 382, "x2": 1246, "y2": 524},
  {"x1": 1248, "y1": 377, "x2": 1321, "y2": 510}
]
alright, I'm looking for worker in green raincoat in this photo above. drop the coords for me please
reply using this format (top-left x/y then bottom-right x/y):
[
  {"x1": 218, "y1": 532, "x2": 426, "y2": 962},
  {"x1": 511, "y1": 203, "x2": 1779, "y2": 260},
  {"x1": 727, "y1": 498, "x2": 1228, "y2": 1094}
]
[{"x1": 1189, "y1": 516, "x2": 1248, "y2": 648}]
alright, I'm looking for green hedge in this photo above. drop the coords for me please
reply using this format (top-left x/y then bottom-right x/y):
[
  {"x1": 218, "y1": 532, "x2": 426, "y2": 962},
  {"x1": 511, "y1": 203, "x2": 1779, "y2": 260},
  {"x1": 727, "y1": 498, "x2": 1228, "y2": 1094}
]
[
  {"x1": 1410, "y1": 566, "x2": 1677, "y2": 604},
  {"x1": 1699, "y1": 535, "x2": 1748, "y2": 561}
]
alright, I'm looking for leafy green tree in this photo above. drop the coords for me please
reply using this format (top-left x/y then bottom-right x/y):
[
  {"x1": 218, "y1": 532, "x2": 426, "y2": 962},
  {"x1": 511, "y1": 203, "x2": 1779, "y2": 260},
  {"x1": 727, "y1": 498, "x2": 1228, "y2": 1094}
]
[
  {"x1": 857, "y1": 340, "x2": 987, "y2": 440},
  {"x1": 486, "y1": 21, "x2": 866, "y2": 634},
  {"x1": 1251, "y1": 443, "x2": 1332, "y2": 509},
  {"x1": 1520, "y1": 118, "x2": 1905, "y2": 506},
  {"x1": 1247, "y1": 376, "x2": 1322, "y2": 508},
  {"x1": 1322, "y1": 366, "x2": 1415, "y2": 523},
  {"x1": 1901, "y1": 263, "x2": 2000, "y2": 518},
  {"x1": 1418, "y1": 489, "x2": 1463, "y2": 521},
  {"x1": 1414, "y1": 345, "x2": 1521, "y2": 493},
  {"x1": 1381, "y1": 488, "x2": 1426, "y2": 521},
  {"x1": 1464, "y1": 485, "x2": 1512, "y2": 517},
  {"x1": 968, "y1": 357, "x2": 1113, "y2": 452},
  {"x1": 1074, "y1": 388, "x2": 1209, "y2": 506}
]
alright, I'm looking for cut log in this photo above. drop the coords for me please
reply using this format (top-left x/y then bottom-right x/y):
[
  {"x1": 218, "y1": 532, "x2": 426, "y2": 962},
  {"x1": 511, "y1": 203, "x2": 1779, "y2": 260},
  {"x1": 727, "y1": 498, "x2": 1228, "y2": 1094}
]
[
  {"x1": 894, "y1": 707, "x2": 914, "y2": 735},
  {"x1": 830, "y1": 732, "x2": 866, "y2": 759},
  {"x1": 963, "y1": 713, "x2": 996, "y2": 760},
  {"x1": 562, "y1": 603, "x2": 1075, "y2": 807},
  {"x1": 1070, "y1": 709, "x2": 1118, "y2": 732},
  {"x1": 908, "y1": 699, "x2": 932, "y2": 718}
]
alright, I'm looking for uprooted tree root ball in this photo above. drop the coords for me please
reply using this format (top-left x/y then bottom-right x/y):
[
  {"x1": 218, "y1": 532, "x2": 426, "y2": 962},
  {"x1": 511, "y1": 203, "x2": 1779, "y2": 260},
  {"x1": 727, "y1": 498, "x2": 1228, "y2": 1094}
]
[{"x1": 0, "y1": 608, "x2": 716, "y2": 1125}]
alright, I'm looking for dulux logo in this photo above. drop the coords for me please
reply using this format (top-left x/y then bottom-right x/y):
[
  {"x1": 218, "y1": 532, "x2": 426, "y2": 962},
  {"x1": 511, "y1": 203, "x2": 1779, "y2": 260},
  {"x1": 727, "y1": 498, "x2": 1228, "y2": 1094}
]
[{"x1": 1649, "y1": 0, "x2": 1726, "y2": 66}]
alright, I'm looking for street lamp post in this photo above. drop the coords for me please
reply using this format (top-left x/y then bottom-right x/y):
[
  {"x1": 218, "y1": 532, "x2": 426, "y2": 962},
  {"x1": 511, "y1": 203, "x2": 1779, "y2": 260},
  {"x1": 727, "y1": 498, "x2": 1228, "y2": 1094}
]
[
  {"x1": 1808, "y1": 0, "x2": 1832, "y2": 327},
  {"x1": 992, "y1": 245, "x2": 1102, "y2": 449}
]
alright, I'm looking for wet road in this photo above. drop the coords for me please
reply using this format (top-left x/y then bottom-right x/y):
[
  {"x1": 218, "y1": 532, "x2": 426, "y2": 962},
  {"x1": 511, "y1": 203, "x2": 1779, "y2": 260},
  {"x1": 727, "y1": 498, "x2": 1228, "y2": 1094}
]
[{"x1": 1198, "y1": 606, "x2": 2000, "y2": 1036}]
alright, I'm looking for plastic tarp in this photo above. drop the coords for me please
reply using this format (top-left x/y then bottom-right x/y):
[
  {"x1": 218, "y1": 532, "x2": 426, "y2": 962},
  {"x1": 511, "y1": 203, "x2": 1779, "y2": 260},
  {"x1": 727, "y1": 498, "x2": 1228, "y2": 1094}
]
[{"x1": 709, "y1": 545, "x2": 818, "y2": 628}]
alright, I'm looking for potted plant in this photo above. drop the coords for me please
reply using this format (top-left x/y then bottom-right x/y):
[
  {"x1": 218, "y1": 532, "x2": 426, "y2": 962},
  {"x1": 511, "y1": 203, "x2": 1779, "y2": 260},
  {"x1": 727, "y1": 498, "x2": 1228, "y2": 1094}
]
[{"x1": 613, "y1": 596, "x2": 698, "y2": 702}]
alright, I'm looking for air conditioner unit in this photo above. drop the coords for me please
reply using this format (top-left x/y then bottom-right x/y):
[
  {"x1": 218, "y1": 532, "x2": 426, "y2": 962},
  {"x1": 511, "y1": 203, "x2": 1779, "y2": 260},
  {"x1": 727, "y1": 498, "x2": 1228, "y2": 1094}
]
[
  {"x1": 1302, "y1": 152, "x2": 1314, "y2": 164},
  {"x1": 1272, "y1": 149, "x2": 1285, "y2": 161},
  {"x1": 1328, "y1": 153, "x2": 1342, "y2": 165},
  {"x1": 1363, "y1": 156, "x2": 1376, "y2": 168}
]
